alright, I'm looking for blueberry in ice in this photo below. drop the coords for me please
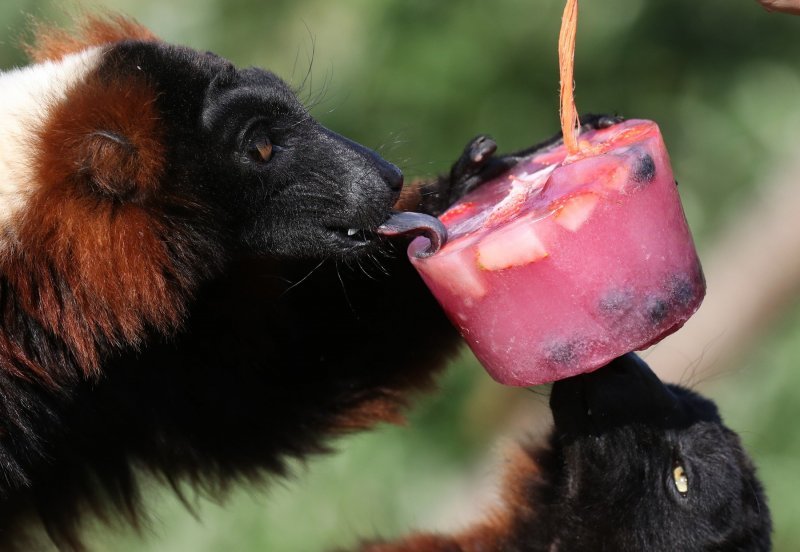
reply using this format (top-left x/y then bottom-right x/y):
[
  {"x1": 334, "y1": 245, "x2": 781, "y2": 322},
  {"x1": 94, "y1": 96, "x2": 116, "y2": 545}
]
[
  {"x1": 667, "y1": 275, "x2": 696, "y2": 308},
  {"x1": 646, "y1": 297, "x2": 670, "y2": 325},
  {"x1": 599, "y1": 289, "x2": 635, "y2": 316},
  {"x1": 547, "y1": 341, "x2": 579, "y2": 365},
  {"x1": 631, "y1": 151, "x2": 656, "y2": 185}
]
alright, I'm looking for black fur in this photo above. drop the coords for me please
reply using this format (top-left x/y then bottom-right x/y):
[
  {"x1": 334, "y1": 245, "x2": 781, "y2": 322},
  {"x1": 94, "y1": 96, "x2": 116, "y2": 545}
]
[
  {"x1": 360, "y1": 355, "x2": 771, "y2": 551},
  {"x1": 515, "y1": 354, "x2": 771, "y2": 551}
]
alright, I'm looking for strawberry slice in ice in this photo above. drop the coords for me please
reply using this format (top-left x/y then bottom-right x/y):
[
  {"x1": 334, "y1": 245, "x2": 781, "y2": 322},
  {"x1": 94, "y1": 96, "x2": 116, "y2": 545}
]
[{"x1": 408, "y1": 119, "x2": 705, "y2": 386}]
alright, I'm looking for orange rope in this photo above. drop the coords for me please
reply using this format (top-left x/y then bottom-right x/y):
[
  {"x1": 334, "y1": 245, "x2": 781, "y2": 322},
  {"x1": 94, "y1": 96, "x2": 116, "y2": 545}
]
[{"x1": 558, "y1": 0, "x2": 580, "y2": 155}]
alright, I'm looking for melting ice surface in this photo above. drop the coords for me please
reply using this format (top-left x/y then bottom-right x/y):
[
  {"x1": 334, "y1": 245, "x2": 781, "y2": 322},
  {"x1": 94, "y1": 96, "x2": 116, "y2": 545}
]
[{"x1": 409, "y1": 120, "x2": 705, "y2": 386}]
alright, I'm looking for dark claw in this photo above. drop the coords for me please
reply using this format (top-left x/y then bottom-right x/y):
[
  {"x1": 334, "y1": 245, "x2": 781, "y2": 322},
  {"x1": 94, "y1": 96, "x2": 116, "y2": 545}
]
[
  {"x1": 449, "y1": 135, "x2": 497, "y2": 187},
  {"x1": 511, "y1": 113, "x2": 626, "y2": 159},
  {"x1": 580, "y1": 113, "x2": 624, "y2": 131},
  {"x1": 466, "y1": 135, "x2": 497, "y2": 166},
  {"x1": 450, "y1": 115, "x2": 625, "y2": 202},
  {"x1": 427, "y1": 114, "x2": 626, "y2": 216},
  {"x1": 448, "y1": 135, "x2": 520, "y2": 204}
]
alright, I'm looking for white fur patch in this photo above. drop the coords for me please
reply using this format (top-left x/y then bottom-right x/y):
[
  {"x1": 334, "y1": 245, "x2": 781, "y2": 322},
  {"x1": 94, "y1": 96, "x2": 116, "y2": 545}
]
[{"x1": 0, "y1": 47, "x2": 103, "y2": 236}]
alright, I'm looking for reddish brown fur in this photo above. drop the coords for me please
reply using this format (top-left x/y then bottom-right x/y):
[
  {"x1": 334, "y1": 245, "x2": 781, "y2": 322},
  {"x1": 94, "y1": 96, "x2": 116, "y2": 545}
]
[
  {"x1": 394, "y1": 184, "x2": 424, "y2": 212},
  {"x1": 360, "y1": 535, "x2": 463, "y2": 552},
  {"x1": 332, "y1": 395, "x2": 408, "y2": 432},
  {"x1": 356, "y1": 443, "x2": 536, "y2": 551},
  {"x1": 359, "y1": 522, "x2": 510, "y2": 551},
  {"x1": 493, "y1": 442, "x2": 542, "y2": 524},
  {"x1": 0, "y1": 68, "x2": 192, "y2": 380},
  {"x1": 25, "y1": 14, "x2": 157, "y2": 63}
]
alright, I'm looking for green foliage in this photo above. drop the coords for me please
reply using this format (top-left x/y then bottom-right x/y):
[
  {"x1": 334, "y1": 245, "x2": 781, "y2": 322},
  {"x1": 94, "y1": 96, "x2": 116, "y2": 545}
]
[
  {"x1": 714, "y1": 302, "x2": 800, "y2": 552},
  {"x1": 3, "y1": 0, "x2": 800, "y2": 549}
]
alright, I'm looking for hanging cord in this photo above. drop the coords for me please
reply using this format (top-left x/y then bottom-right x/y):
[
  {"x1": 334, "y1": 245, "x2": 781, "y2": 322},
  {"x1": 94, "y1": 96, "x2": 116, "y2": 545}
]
[{"x1": 559, "y1": 0, "x2": 581, "y2": 155}]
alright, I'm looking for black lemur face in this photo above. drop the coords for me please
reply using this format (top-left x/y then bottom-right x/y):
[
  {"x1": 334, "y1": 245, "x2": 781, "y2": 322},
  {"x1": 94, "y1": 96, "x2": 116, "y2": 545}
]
[
  {"x1": 201, "y1": 69, "x2": 403, "y2": 257},
  {"x1": 105, "y1": 42, "x2": 404, "y2": 261},
  {"x1": 197, "y1": 65, "x2": 403, "y2": 260},
  {"x1": 547, "y1": 354, "x2": 771, "y2": 551}
]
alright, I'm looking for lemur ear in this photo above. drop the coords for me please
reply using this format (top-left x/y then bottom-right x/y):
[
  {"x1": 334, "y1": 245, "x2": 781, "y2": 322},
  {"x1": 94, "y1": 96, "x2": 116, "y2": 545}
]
[
  {"x1": 201, "y1": 64, "x2": 238, "y2": 131},
  {"x1": 79, "y1": 128, "x2": 158, "y2": 197},
  {"x1": 37, "y1": 73, "x2": 165, "y2": 199}
]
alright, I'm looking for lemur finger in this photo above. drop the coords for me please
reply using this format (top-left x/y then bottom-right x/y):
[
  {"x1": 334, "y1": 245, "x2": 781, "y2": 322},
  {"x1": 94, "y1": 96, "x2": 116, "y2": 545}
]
[
  {"x1": 510, "y1": 113, "x2": 625, "y2": 159},
  {"x1": 450, "y1": 135, "x2": 497, "y2": 183},
  {"x1": 579, "y1": 113, "x2": 624, "y2": 132}
]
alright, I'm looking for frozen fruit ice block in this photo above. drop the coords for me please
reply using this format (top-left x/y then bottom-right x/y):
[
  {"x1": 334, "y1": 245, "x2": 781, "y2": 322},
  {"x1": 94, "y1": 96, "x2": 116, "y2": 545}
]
[{"x1": 408, "y1": 119, "x2": 705, "y2": 386}]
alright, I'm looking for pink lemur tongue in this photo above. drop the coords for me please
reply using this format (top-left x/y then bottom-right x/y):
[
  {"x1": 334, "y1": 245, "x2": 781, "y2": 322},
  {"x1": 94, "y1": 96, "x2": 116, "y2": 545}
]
[{"x1": 377, "y1": 212, "x2": 447, "y2": 258}]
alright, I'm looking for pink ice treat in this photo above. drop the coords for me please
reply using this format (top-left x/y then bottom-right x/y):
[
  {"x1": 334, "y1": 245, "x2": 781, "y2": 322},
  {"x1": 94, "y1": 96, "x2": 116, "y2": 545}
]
[{"x1": 408, "y1": 120, "x2": 705, "y2": 386}]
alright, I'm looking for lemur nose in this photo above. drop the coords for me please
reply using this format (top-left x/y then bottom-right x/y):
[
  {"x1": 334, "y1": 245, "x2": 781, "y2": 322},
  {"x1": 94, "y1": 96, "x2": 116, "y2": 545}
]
[
  {"x1": 316, "y1": 126, "x2": 405, "y2": 194},
  {"x1": 381, "y1": 162, "x2": 404, "y2": 193}
]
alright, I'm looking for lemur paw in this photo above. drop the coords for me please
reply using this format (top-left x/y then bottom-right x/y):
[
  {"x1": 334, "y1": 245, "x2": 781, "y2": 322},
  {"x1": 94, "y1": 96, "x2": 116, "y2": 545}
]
[
  {"x1": 418, "y1": 115, "x2": 625, "y2": 217},
  {"x1": 447, "y1": 135, "x2": 518, "y2": 204},
  {"x1": 446, "y1": 115, "x2": 623, "y2": 205},
  {"x1": 578, "y1": 113, "x2": 624, "y2": 132}
]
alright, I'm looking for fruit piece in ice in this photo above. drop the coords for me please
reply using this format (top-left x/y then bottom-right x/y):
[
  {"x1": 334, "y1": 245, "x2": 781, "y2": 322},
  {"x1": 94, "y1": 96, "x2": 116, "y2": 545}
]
[
  {"x1": 553, "y1": 192, "x2": 599, "y2": 232},
  {"x1": 415, "y1": 245, "x2": 488, "y2": 301},
  {"x1": 476, "y1": 223, "x2": 548, "y2": 271},
  {"x1": 631, "y1": 151, "x2": 656, "y2": 185}
]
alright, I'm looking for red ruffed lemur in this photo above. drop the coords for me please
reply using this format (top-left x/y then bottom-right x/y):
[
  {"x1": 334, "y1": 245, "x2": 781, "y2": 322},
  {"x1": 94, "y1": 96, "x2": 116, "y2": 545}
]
[{"x1": 0, "y1": 15, "x2": 770, "y2": 551}]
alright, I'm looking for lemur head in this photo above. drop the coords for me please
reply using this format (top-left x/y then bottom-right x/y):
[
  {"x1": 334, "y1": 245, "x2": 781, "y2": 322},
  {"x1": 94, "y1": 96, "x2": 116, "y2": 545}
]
[
  {"x1": 20, "y1": 16, "x2": 403, "y2": 261},
  {"x1": 547, "y1": 354, "x2": 771, "y2": 550},
  {"x1": 198, "y1": 64, "x2": 404, "y2": 258},
  {"x1": 0, "y1": 15, "x2": 403, "y2": 379}
]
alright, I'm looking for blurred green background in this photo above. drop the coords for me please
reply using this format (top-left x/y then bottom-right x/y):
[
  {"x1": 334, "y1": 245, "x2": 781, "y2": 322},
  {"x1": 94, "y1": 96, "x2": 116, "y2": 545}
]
[{"x1": 2, "y1": 0, "x2": 800, "y2": 550}]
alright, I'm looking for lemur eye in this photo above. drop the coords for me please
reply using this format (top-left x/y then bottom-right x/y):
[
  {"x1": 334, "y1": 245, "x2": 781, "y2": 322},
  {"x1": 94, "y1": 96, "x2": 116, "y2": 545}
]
[
  {"x1": 249, "y1": 138, "x2": 273, "y2": 163},
  {"x1": 673, "y1": 464, "x2": 689, "y2": 495}
]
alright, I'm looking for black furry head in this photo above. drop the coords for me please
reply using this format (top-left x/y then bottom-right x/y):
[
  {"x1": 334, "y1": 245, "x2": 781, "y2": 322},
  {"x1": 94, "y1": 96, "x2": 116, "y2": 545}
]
[
  {"x1": 198, "y1": 64, "x2": 404, "y2": 259},
  {"x1": 93, "y1": 38, "x2": 404, "y2": 263},
  {"x1": 0, "y1": 18, "x2": 421, "y2": 548},
  {"x1": 545, "y1": 354, "x2": 772, "y2": 551}
]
